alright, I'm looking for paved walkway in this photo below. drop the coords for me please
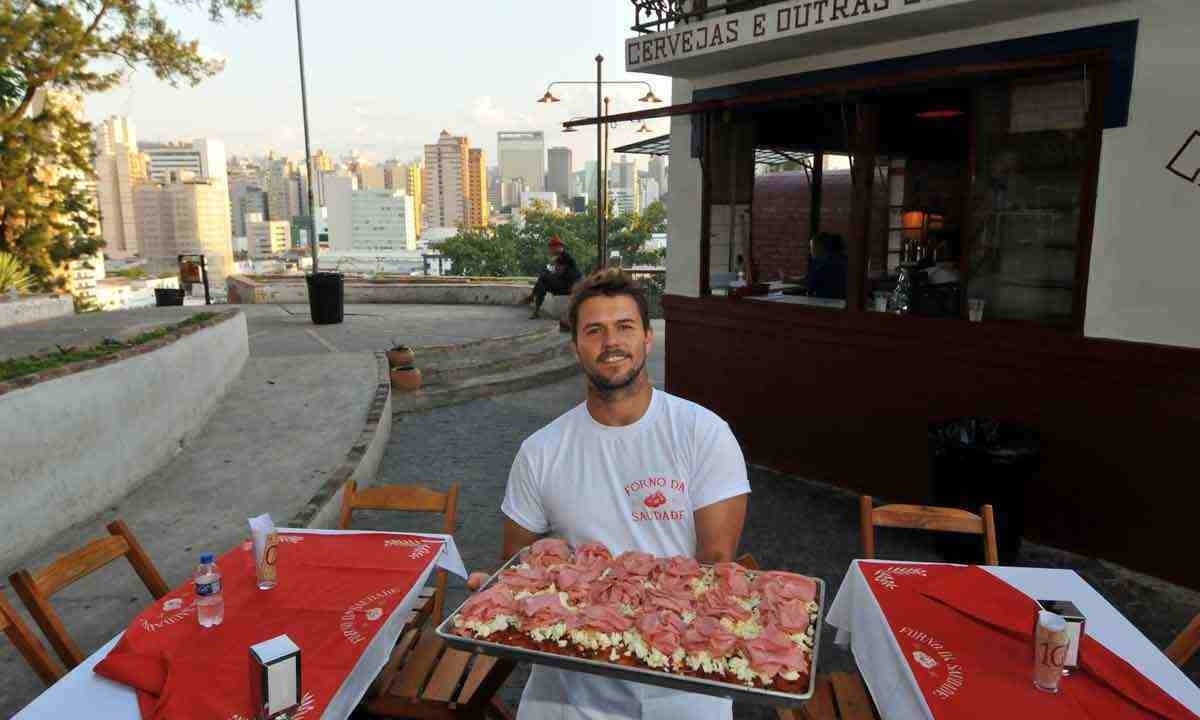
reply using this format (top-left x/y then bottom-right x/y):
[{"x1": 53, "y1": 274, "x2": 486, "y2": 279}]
[{"x1": 0, "y1": 303, "x2": 549, "y2": 717}]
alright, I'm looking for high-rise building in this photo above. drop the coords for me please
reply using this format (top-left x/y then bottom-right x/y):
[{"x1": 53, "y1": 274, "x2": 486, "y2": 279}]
[
  {"x1": 383, "y1": 160, "x2": 424, "y2": 237},
  {"x1": 612, "y1": 156, "x2": 638, "y2": 193},
  {"x1": 133, "y1": 175, "x2": 234, "y2": 284},
  {"x1": 423, "y1": 130, "x2": 469, "y2": 230},
  {"x1": 139, "y1": 138, "x2": 226, "y2": 183},
  {"x1": 312, "y1": 149, "x2": 335, "y2": 173},
  {"x1": 547, "y1": 147, "x2": 573, "y2": 205},
  {"x1": 487, "y1": 166, "x2": 501, "y2": 211},
  {"x1": 467, "y1": 148, "x2": 489, "y2": 227},
  {"x1": 649, "y1": 155, "x2": 668, "y2": 195},
  {"x1": 610, "y1": 187, "x2": 641, "y2": 217},
  {"x1": 246, "y1": 215, "x2": 291, "y2": 258},
  {"x1": 498, "y1": 131, "x2": 545, "y2": 194},
  {"x1": 642, "y1": 177, "x2": 662, "y2": 209},
  {"x1": 94, "y1": 116, "x2": 148, "y2": 258},
  {"x1": 349, "y1": 190, "x2": 416, "y2": 252},
  {"x1": 356, "y1": 163, "x2": 386, "y2": 190},
  {"x1": 323, "y1": 172, "x2": 357, "y2": 252},
  {"x1": 262, "y1": 154, "x2": 293, "y2": 222},
  {"x1": 228, "y1": 177, "x2": 263, "y2": 237}
]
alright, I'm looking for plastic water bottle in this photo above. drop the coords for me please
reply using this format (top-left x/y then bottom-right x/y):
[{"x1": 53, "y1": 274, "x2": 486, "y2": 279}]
[{"x1": 195, "y1": 553, "x2": 224, "y2": 628}]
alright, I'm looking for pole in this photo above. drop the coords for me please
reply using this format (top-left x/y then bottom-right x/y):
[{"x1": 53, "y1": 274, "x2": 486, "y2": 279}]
[
  {"x1": 595, "y1": 55, "x2": 604, "y2": 272},
  {"x1": 294, "y1": 0, "x2": 319, "y2": 275},
  {"x1": 602, "y1": 97, "x2": 610, "y2": 267}
]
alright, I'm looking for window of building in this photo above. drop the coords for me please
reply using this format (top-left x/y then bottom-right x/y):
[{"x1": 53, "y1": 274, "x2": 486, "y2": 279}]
[{"x1": 701, "y1": 57, "x2": 1101, "y2": 329}]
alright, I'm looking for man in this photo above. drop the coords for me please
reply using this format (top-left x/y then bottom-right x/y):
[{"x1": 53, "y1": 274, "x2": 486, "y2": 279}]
[
  {"x1": 527, "y1": 235, "x2": 581, "y2": 319},
  {"x1": 468, "y1": 269, "x2": 750, "y2": 719}
]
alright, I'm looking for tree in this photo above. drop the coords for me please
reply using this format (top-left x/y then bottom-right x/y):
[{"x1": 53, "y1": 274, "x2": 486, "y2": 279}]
[{"x1": 0, "y1": 0, "x2": 262, "y2": 290}]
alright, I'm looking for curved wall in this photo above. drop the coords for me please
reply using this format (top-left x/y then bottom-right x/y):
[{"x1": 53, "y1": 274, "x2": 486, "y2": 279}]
[{"x1": 0, "y1": 311, "x2": 249, "y2": 571}]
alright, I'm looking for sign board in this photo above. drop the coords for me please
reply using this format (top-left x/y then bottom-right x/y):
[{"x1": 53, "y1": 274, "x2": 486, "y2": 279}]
[{"x1": 626, "y1": 0, "x2": 973, "y2": 71}]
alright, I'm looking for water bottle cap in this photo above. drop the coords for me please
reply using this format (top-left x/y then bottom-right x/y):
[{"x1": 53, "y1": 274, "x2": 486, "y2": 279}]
[{"x1": 199, "y1": 553, "x2": 214, "y2": 564}]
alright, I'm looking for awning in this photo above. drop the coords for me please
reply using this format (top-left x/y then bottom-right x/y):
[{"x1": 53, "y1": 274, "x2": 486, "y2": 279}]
[{"x1": 613, "y1": 134, "x2": 812, "y2": 167}]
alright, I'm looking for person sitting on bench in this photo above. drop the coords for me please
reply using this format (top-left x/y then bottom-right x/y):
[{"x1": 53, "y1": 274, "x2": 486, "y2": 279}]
[{"x1": 527, "y1": 236, "x2": 581, "y2": 319}]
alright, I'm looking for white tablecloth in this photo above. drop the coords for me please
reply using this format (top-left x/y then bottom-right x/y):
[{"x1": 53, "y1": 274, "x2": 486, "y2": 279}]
[
  {"x1": 13, "y1": 530, "x2": 467, "y2": 720},
  {"x1": 825, "y1": 560, "x2": 1200, "y2": 720}
]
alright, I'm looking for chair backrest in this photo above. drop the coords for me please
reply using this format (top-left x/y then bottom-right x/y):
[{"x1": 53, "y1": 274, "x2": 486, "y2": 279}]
[
  {"x1": 0, "y1": 590, "x2": 63, "y2": 685},
  {"x1": 8, "y1": 519, "x2": 169, "y2": 668},
  {"x1": 1165, "y1": 613, "x2": 1200, "y2": 667},
  {"x1": 338, "y1": 480, "x2": 459, "y2": 622},
  {"x1": 860, "y1": 495, "x2": 999, "y2": 566}
]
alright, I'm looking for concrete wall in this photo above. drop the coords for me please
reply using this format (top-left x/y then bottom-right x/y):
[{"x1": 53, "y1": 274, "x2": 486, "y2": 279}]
[
  {"x1": 227, "y1": 275, "x2": 529, "y2": 306},
  {"x1": 0, "y1": 312, "x2": 249, "y2": 571},
  {"x1": 664, "y1": 0, "x2": 1200, "y2": 349},
  {"x1": 0, "y1": 294, "x2": 73, "y2": 329}
]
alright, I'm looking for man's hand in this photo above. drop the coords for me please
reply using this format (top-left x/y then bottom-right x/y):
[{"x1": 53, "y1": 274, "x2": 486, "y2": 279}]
[{"x1": 466, "y1": 519, "x2": 545, "y2": 592}]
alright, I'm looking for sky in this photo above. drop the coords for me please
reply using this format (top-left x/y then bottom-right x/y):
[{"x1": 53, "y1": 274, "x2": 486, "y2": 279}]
[{"x1": 84, "y1": 0, "x2": 672, "y2": 169}]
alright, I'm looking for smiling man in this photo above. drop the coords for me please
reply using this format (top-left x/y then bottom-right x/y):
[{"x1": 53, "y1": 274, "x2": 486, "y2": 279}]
[{"x1": 467, "y1": 268, "x2": 751, "y2": 719}]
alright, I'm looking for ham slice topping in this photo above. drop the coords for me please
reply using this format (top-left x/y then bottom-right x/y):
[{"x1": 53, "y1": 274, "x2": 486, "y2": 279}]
[
  {"x1": 695, "y1": 584, "x2": 751, "y2": 621},
  {"x1": 498, "y1": 565, "x2": 551, "y2": 593},
  {"x1": 612, "y1": 550, "x2": 658, "y2": 577},
  {"x1": 569, "y1": 603, "x2": 633, "y2": 633},
  {"x1": 458, "y1": 586, "x2": 518, "y2": 623},
  {"x1": 636, "y1": 610, "x2": 686, "y2": 655},
  {"x1": 643, "y1": 585, "x2": 692, "y2": 616},
  {"x1": 528, "y1": 538, "x2": 572, "y2": 568},
  {"x1": 754, "y1": 571, "x2": 818, "y2": 609},
  {"x1": 766, "y1": 598, "x2": 812, "y2": 634},
  {"x1": 742, "y1": 625, "x2": 808, "y2": 677},
  {"x1": 682, "y1": 616, "x2": 739, "y2": 656},
  {"x1": 589, "y1": 574, "x2": 645, "y2": 608},
  {"x1": 520, "y1": 593, "x2": 572, "y2": 628},
  {"x1": 712, "y1": 562, "x2": 752, "y2": 597},
  {"x1": 574, "y1": 542, "x2": 613, "y2": 568}
]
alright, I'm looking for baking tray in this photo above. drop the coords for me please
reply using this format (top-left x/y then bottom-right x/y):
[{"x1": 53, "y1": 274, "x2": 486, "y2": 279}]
[{"x1": 436, "y1": 549, "x2": 825, "y2": 708}]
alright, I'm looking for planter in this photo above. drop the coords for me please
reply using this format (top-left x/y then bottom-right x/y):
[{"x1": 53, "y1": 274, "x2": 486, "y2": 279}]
[
  {"x1": 154, "y1": 288, "x2": 185, "y2": 307},
  {"x1": 386, "y1": 347, "x2": 415, "y2": 368},
  {"x1": 306, "y1": 272, "x2": 344, "y2": 325},
  {"x1": 389, "y1": 366, "x2": 422, "y2": 392}
]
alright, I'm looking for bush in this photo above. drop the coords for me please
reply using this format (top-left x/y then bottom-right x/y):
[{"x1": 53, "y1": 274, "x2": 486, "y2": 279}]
[{"x1": 0, "y1": 251, "x2": 33, "y2": 293}]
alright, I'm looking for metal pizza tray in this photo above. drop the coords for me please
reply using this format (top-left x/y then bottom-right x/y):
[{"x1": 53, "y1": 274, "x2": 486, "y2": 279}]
[{"x1": 435, "y1": 549, "x2": 825, "y2": 708}]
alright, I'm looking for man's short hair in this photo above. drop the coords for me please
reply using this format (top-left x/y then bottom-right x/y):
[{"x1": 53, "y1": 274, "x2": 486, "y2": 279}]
[{"x1": 567, "y1": 268, "x2": 650, "y2": 341}]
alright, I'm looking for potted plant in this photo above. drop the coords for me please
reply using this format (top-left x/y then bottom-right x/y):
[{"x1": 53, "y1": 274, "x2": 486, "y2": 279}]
[
  {"x1": 390, "y1": 366, "x2": 422, "y2": 392},
  {"x1": 386, "y1": 342, "x2": 415, "y2": 369}
]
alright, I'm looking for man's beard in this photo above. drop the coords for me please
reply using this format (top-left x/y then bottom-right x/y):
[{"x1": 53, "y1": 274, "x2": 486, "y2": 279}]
[{"x1": 584, "y1": 352, "x2": 647, "y2": 397}]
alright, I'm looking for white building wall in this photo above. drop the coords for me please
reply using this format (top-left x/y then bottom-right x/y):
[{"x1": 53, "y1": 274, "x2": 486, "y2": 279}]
[
  {"x1": 324, "y1": 173, "x2": 357, "y2": 252},
  {"x1": 350, "y1": 191, "x2": 416, "y2": 252},
  {"x1": 663, "y1": 0, "x2": 1200, "y2": 349}
]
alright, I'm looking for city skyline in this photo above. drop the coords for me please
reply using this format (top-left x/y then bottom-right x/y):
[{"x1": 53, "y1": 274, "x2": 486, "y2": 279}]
[{"x1": 82, "y1": 0, "x2": 671, "y2": 166}]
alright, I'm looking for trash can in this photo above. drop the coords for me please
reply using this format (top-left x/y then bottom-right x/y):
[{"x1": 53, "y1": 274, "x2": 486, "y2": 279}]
[
  {"x1": 154, "y1": 288, "x2": 185, "y2": 307},
  {"x1": 929, "y1": 417, "x2": 1040, "y2": 565},
  {"x1": 306, "y1": 272, "x2": 344, "y2": 325}
]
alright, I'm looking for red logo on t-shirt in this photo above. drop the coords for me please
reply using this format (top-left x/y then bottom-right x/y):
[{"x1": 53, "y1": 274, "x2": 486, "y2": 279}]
[{"x1": 644, "y1": 491, "x2": 668, "y2": 508}]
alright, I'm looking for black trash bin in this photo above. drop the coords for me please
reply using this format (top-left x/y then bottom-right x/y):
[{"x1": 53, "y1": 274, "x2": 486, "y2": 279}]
[
  {"x1": 306, "y1": 272, "x2": 344, "y2": 325},
  {"x1": 154, "y1": 288, "x2": 185, "y2": 307},
  {"x1": 929, "y1": 418, "x2": 1040, "y2": 565}
]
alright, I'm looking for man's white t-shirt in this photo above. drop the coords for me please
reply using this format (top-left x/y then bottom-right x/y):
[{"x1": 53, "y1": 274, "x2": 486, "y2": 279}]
[{"x1": 501, "y1": 388, "x2": 751, "y2": 720}]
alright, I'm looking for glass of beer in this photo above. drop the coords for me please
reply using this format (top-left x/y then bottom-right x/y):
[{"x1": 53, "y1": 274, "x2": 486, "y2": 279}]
[{"x1": 1034, "y1": 610, "x2": 1069, "y2": 693}]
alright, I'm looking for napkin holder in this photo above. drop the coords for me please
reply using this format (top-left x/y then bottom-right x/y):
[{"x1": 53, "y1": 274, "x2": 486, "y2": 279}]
[
  {"x1": 1036, "y1": 599, "x2": 1085, "y2": 669},
  {"x1": 250, "y1": 634, "x2": 301, "y2": 720}
]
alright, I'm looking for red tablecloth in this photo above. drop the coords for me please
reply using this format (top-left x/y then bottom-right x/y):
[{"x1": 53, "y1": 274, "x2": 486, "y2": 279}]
[
  {"x1": 859, "y1": 562, "x2": 1198, "y2": 720},
  {"x1": 95, "y1": 532, "x2": 442, "y2": 720}
]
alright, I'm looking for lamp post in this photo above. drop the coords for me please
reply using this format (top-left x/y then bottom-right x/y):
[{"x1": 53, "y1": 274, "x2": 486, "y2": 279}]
[
  {"x1": 537, "y1": 58, "x2": 661, "y2": 270},
  {"x1": 293, "y1": 0, "x2": 318, "y2": 275}
]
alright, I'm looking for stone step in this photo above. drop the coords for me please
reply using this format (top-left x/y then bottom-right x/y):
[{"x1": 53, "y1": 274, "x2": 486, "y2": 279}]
[
  {"x1": 420, "y1": 330, "x2": 573, "y2": 387},
  {"x1": 411, "y1": 321, "x2": 559, "y2": 364},
  {"x1": 392, "y1": 352, "x2": 580, "y2": 414}
]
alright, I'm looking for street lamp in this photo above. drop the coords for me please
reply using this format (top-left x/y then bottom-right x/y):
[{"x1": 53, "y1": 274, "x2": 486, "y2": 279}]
[{"x1": 537, "y1": 56, "x2": 660, "y2": 269}]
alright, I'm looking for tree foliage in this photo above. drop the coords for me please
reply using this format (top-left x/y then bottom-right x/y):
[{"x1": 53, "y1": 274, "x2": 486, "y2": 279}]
[
  {"x1": 436, "y1": 201, "x2": 667, "y2": 278},
  {"x1": 0, "y1": 0, "x2": 262, "y2": 290}
]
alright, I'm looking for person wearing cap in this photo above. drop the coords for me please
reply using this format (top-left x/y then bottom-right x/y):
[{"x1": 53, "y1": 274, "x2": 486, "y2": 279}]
[{"x1": 526, "y1": 235, "x2": 582, "y2": 320}]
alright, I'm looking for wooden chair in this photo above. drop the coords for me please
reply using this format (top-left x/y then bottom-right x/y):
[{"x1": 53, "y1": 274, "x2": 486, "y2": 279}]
[
  {"x1": 860, "y1": 495, "x2": 999, "y2": 566},
  {"x1": 339, "y1": 480, "x2": 515, "y2": 720},
  {"x1": 8, "y1": 519, "x2": 169, "y2": 668},
  {"x1": 1165, "y1": 612, "x2": 1200, "y2": 667},
  {"x1": 338, "y1": 479, "x2": 459, "y2": 622},
  {"x1": 362, "y1": 590, "x2": 516, "y2": 720},
  {"x1": 0, "y1": 589, "x2": 63, "y2": 685},
  {"x1": 778, "y1": 672, "x2": 880, "y2": 720}
]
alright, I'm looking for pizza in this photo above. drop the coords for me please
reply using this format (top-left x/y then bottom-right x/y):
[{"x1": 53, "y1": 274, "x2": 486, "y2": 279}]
[{"x1": 451, "y1": 539, "x2": 819, "y2": 692}]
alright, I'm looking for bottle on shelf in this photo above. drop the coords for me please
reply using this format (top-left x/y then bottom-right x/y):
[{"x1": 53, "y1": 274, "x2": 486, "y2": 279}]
[{"x1": 195, "y1": 552, "x2": 224, "y2": 628}]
